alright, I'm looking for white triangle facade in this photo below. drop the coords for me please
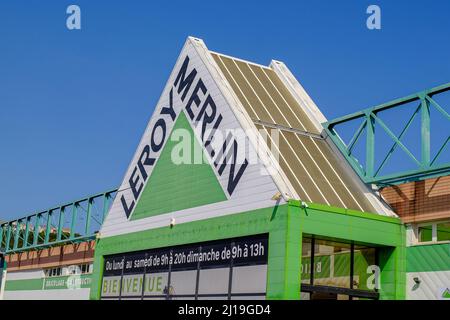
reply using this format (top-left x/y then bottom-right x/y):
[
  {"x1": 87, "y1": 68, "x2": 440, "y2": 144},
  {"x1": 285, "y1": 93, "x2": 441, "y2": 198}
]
[{"x1": 100, "y1": 38, "x2": 285, "y2": 238}]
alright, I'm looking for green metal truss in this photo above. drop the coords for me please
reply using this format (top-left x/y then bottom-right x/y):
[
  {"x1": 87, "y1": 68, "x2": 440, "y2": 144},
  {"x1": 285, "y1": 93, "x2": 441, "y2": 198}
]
[
  {"x1": 0, "y1": 189, "x2": 117, "y2": 254},
  {"x1": 323, "y1": 83, "x2": 450, "y2": 186}
]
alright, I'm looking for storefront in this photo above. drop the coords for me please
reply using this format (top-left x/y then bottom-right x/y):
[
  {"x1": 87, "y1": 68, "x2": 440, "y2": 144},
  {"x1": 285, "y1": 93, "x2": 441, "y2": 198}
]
[
  {"x1": 90, "y1": 200, "x2": 405, "y2": 300},
  {"x1": 0, "y1": 37, "x2": 447, "y2": 301},
  {"x1": 88, "y1": 37, "x2": 406, "y2": 300},
  {"x1": 101, "y1": 234, "x2": 268, "y2": 300}
]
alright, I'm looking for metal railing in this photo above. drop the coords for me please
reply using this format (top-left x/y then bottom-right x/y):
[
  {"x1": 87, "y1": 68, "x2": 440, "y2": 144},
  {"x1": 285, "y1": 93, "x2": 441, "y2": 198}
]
[
  {"x1": 323, "y1": 83, "x2": 450, "y2": 186},
  {"x1": 0, "y1": 189, "x2": 117, "y2": 254}
]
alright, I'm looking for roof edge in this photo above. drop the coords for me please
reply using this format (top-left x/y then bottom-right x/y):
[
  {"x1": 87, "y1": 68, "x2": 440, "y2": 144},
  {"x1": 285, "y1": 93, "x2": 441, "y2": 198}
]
[
  {"x1": 189, "y1": 37, "x2": 299, "y2": 202},
  {"x1": 270, "y1": 60, "x2": 397, "y2": 217}
]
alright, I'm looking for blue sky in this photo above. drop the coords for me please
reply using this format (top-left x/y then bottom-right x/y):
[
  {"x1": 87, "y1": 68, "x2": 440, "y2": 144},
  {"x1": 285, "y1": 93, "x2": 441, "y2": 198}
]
[{"x1": 0, "y1": 0, "x2": 449, "y2": 221}]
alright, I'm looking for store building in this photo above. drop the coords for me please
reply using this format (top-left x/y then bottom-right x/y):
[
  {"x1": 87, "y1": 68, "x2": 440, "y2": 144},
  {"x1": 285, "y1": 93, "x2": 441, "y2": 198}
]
[
  {"x1": 0, "y1": 37, "x2": 448, "y2": 300},
  {"x1": 91, "y1": 37, "x2": 406, "y2": 300}
]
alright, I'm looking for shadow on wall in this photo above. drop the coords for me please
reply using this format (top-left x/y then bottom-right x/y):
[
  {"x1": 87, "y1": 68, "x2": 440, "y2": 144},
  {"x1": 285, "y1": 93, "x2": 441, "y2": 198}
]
[{"x1": 381, "y1": 176, "x2": 450, "y2": 223}]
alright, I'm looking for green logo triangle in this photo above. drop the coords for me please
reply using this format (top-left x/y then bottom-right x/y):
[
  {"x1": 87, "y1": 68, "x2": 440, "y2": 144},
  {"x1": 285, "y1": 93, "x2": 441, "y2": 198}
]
[
  {"x1": 442, "y1": 288, "x2": 450, "y2": 299},
  {"x1": 130, "y1": 111, "x2": 227, "y2": 220}
]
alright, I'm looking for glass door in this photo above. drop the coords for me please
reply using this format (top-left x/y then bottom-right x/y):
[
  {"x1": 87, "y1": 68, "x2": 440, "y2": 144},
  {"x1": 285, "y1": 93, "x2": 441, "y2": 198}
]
[{"x1": 300, "y1": 236, "x2": 380, "y2": 300}]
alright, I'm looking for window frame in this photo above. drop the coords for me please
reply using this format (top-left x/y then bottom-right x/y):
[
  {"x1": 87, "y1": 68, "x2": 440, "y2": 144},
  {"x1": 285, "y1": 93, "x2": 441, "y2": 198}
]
[
  {"x1": 44, "y1": 263, "x2": 93, "y2": 278},
  {"x1": 44, "y1": 267, "x2": 62, "y2": 278},
  {"x1": 300, "y1": 235, "x2": 380, "y2": 300},
  {"x1": 414, "y1": 220, "x2": 450, "y2": 244}
]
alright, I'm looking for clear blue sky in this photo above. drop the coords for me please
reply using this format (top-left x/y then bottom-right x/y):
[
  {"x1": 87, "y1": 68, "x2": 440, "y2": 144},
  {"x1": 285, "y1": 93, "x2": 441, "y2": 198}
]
[{"x1": 0, "y1": 0, "x2": 449, "y2": 221}]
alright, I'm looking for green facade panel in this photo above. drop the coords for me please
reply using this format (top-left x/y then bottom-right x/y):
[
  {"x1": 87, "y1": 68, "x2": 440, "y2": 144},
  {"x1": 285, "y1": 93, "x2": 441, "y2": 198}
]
[
  {"x1": 91, "y1": 201, "x2": 405, "y2": 300},
  {"x1": 4, "y1": 274, "x2": 92, "y2": 291},
  {"x1": 290, "y1": 201, "x2": 403, "y2": 247},
  {"x1": 91, "y1": 205, "x2": 277, "y2": 300},
  {"x1": 266, "y1": 204, "x2": 302, "y2": 300},
  {"x1": 407, "y1": 243, "x2": 450, "y2": 272},
  {"x1": 131, "y1": 111, "x2": 227, "y2": 220},
  {"x1": 4, "y1": 278, "x2": 43, "y2": 291}
]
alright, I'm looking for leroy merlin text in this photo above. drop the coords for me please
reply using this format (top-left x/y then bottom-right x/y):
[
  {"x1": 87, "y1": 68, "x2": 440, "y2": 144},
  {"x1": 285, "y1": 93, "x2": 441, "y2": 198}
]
[{"x1": 121, "y1": 55, "x2": 249, "y2": 218}]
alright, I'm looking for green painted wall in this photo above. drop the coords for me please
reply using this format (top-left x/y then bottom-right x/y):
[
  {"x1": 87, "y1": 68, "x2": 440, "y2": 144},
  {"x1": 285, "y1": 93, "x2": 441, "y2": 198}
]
[
  {"x1": 378, "y1": 245, "x2": 406, "y2": 300},
  {"x1": 91, "y1": 205, "x2": 277, "y2": 299},
  {"x1": 91, "y1": 201, "x2": 405, "y2": 300},
  {"x1": 5, "y1": 278, "x2": 43, "y2": 291},
  {"x1": 290, "y1": 201, "x2": 403, "y2": 247},
  {"x1": 289, "y1": 200, "x2": 406, "y2": 300},
  {"x1": 265, "y1": 203, "x2": 302, "y2": 300},
  {"x1": 131, "y1": 111, "x2": 227, "y2": 221}
]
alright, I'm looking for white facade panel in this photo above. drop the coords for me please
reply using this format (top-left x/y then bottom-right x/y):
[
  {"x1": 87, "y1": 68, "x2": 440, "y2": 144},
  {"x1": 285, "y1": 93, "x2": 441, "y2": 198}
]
[
  {"x1": 3, "y1": 288, "x2": 90, "y2": 300},
  {"x1": 5, "y1": 269, "x2": 44, "y2": 281},
  {"x1": 407, "y1": 271, "x2": 450, "y2": 300},
  {"x1": 100, "y1": 37, "x2": 282, "y2": 238}
]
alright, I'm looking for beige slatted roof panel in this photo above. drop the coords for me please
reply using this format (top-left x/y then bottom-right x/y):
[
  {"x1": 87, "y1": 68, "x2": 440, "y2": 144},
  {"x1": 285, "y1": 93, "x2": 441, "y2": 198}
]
[{"x1": 209, "y1": 50, "x2": 396, "y2": 216}]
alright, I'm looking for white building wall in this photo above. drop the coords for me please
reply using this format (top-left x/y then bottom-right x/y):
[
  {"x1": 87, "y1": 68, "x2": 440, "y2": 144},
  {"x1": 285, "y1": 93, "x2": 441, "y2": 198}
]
[
  {"x1": 406, "y1": 271, "x2": 450, "y2": 300},
  {"x1": 2, "y1": 268, "x2": 92, "y2": 300}
]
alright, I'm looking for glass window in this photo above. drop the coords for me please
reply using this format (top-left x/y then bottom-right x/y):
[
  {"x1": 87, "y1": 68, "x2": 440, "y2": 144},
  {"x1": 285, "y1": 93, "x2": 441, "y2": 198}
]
[
  {"x1": 121, "y1": 274, "x2": 144, "y2": 297},
  {"x1": 313, "y1": 239, "x2": 351, "y2": 288},
  {"x1": 418, "y1": 225, "x2": 433, "y2": 242},
  {"x1": 301, "y1": 236, "x2": 380, "y2": 299},
  {"x1": 232, "y1": 265, "x2": 267, "y2": 294},
  {"x1": 437, "y1": 222, "x2": 450, "y2": 242},
  {"x1": 80, "y1": 263, "x2": 92, "y2": 274},
  {"x1": 102, "y1": 276, "x2": 122, "y2": 298},
  {"x1": 47, "y1": 268, "x2": 54, "y2": 277},
  {"x1": 170, "y1": 270, "x2": 197, "y2": 295},
  {"x1": 101, "y1": 235, "x2": 269, "y2": 300},
  {"x1": 353, "y1": 246, "x2": 376, "y2": 291},
  {"x1": 45, "y1": 267, "x2": 62, "y2": 277},
  {"x1": 301, "y1": 237, "x2": 312, "y2": 284},
  {"x1": 198, "y1": 268, "x2": 229, "y2": 295},
  {"x1": 143, "y1": 272, "x2": 169, "y2": 297}
]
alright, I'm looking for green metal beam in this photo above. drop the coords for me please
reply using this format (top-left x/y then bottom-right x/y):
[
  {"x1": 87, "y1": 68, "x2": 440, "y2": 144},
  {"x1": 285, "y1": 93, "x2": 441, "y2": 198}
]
[
  {"x1": 348, "y1": 120, "x2": 366, "y2": 155},
  {"x1": 0, "y1": 226, "x2": 4, "y2": 249},
  {"x1": 323, "y1": 83, "x2": 450, "y2": 186},
  {"x1": 70, "y1": 204, "x2": 78, "y2": 239},
  {"x1": 374, "y1": 104, "x2": 421, "y2": 177},
  {"x1": 328, "y1": 82, "x2": 450, "y2": 125},
  {"x1": 366, "y1": 112, "x2": 375, "y2": 178},
  {"x1": 33, "y1": 214, "x2": 40, "y2": 246},
  {"x1": 85, "y1": 198, "x2": 93, "y2": 235},
  {"x1": 57, "y1": 206, "x2": 65, "y2": 241},
  {"x1": 372, "y1": 114, "x2": 421, "y2": 167},
  {"x1": 24, "y1": 217, "x2": 30, "y2": 248},
  {"x1": 44, "y1": 210, "x2": 52, "y2": 244},
  {"x1": 431, "y1": 136, "x2": 449, "y2": 166},
  {"x1": 0, "y1": 188, "x2": 117, "y2": 254},
  {"x1": 5, "y1": 224, "x2": 11, "y2": 252},
  {"x1": 420, "y1": 96, "x2": 431, "y2": 168},
  {"x1": 13, "y1": 220, "x2": 20, "y2": 250},
  {"x1": 102, "y1": 194, "x2": 110, "y2": 223},
  {"x1": 427, "y1": 95, "x2": 450, "y2": 120},
  {"x1": 6, "y1": 235, "x2": 97, "y2": 254}
]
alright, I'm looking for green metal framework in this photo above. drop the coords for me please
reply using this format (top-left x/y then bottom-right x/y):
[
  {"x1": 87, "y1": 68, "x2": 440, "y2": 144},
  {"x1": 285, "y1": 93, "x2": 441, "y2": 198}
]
[
  {"x1": 323, "y1": 83, "x2": 450, "y2": 186},
  {"x1": 0, "y1": 189, "x2": 117, "y2": 254}
]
